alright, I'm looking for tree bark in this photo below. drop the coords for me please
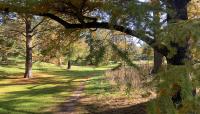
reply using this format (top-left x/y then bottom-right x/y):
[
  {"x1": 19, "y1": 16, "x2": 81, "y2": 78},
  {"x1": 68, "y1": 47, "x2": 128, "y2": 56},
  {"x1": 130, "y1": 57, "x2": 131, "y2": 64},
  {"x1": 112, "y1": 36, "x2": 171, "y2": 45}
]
[
  {"x1": 67, "y1": 60, "x2": 71, "y2": 69},
  {"x1": 151, "y1": 50, "x2": 163, "y2": 74},
  {"x1": 24, "y1": 17, "x2": 33, "y2": 78},
  {"x1": 166, "y1": 44, "x2": 189, "y2": 65},
  {"x1": 150, "y1": 0, "x2": 163, "y2": 74}
]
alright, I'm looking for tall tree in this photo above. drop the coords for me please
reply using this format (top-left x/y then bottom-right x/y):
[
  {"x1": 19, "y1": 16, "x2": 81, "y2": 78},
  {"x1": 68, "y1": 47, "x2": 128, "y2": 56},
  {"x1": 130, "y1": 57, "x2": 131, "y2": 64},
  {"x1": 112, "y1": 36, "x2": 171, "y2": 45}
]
[
  {"x1": 150, "y1": 0, "x2": 164, "y2": 74},
  {"x1": 3, "y1": 14, "x2": 45, "y2": 78},
  {"x1": 24, "y1": 16, "x2": 33, "y2": 78}
]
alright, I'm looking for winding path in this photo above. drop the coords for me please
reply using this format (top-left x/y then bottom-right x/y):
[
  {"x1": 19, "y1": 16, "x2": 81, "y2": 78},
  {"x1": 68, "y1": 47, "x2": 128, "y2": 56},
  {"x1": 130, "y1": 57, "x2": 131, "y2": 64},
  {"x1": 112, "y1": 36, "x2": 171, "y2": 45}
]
[{"x1": 55, "y1": 79, "x2": 87, "y2": 114}]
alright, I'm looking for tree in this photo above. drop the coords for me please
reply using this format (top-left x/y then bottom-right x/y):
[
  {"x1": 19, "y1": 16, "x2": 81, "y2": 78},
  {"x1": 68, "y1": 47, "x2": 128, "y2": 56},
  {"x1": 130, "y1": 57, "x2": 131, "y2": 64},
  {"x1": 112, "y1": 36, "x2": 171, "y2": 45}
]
[
  {"x1": 2, "y1": 14, "x2": 45, "y2": 78},
  {"x1": 66, "y1": 43, "x2": 72, "y2": 69},
  {"x1": 18, "y1": 15, "x2": 44, "y2": 78},
  {"x1": 23, "y1": 15, "x2": 33, "y2": 78},
  {"x1": 149, "y1": 0, "x2": 164, "y2": 74}
]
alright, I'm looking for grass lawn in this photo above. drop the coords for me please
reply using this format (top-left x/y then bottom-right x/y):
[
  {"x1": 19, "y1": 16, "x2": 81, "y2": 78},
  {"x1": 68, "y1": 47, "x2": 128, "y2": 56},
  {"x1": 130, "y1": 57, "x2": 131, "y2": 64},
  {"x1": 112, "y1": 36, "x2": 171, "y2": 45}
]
[
  {"x1": 0, "y1": 58, "x2": 114, "y2": 114},
  {"x1": 0, "y1": 58, "x2": 168, "y2": 114}
]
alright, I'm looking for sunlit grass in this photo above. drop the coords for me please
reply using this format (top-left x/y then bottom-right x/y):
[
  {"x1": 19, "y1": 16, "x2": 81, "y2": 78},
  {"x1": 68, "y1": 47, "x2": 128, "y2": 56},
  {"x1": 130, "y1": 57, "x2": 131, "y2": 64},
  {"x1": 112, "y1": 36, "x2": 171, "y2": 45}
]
[
  {"x1": 0, "y1": 58, "x2": 113, "y2": 114},
  {"x1": 0, "y1": 62, "x2": 70, "y2": 114}
]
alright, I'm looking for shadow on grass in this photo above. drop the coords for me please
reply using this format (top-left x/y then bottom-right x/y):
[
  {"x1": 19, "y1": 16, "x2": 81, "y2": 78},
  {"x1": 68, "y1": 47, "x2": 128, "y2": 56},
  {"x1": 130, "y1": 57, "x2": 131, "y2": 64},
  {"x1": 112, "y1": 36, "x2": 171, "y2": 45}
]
[
  {"x1": 51, "y1": 70, "x2": 104, "y2": 77},
  {"x1": 81, "y1": 101, "x2": 149, "y2": 114},
  {"x1": 0, "y1": 99, "x2": 41, "y2": 114},
  {"x1": 0, "y1": 65, "x2": 109, "y2": 113},
  {"x1": 0, "y1": 72, "x2": 23, "y2": 80},
  {"x1": 0, "y1": 61, "x2": 112, "y2": 114},
  {"x1": 0, "y1": 63, "x2": 24, "y2": 79},
  {"x1": 0, "y1": 80, "x2": 75, "y2": 114},
  {"x1": 31, "y1": 66, "x2": 106, "y2": 80},
  {"x1": 0, "y1": 60, "x2": 17, "y2": 66},
  {"x1": 84, "y1": 85, "x2": 113, "y2": 95},
  {"x1": 0, "y1": 71, "x2": 8, "y2": 79},
  {"x1": 5, "y1": 85, "x2": 71, "y2": 99}
]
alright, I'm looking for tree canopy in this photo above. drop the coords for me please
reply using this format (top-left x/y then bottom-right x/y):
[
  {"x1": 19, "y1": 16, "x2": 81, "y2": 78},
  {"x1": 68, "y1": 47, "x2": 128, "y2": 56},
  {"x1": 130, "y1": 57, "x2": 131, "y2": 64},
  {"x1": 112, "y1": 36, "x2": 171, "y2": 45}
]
[
  {"x1": 0, "y1": 0, "x2": 165, "y2": 53},
  {"x1": 0, "y1": 0, "x2": 197, "y2": 61}
]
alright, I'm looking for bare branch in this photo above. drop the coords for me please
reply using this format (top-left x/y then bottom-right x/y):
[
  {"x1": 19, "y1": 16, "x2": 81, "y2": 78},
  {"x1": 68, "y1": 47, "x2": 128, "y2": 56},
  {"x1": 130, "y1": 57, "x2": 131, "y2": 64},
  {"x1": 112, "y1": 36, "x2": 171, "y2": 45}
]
[{"x1": 31, "y1": 18, "x2": 45, "y2": 32}]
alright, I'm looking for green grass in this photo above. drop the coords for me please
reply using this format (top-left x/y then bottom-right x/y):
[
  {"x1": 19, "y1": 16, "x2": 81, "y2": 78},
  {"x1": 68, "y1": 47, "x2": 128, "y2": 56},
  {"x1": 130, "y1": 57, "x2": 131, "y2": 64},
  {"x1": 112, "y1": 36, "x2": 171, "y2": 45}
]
[
  {"x1": 84, "y1": 72, "x2": 113, "y2": 95},
  {"x1": 0, "y1": 58, "x2": 113, "y2": 114}
]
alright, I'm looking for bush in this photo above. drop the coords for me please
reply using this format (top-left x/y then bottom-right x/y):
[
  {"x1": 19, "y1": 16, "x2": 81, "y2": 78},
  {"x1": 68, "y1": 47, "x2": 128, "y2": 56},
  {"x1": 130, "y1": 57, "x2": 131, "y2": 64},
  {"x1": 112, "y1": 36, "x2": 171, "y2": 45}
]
[{"x1": 105, "y1": 66, "x2": 147, "y2": 92}]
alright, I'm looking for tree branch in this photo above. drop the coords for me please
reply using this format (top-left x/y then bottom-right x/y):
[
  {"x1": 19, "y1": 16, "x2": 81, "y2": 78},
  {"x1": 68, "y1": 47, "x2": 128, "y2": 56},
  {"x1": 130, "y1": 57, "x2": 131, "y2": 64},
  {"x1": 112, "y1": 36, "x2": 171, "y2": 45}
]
[
  {"x1": 31, "y1": 18, "x2": 45, "y2": 32},
  {"x1": 0, "y1": 3, "x2": 168, "y2": 56},
  {"x1": 39, "y1": 13, "x2": 169, "y2": 56}
]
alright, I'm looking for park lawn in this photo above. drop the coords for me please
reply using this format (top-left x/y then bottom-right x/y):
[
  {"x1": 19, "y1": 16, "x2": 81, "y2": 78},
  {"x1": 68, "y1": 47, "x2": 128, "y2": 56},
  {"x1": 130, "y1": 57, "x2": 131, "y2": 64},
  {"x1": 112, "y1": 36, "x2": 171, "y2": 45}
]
[{"x1": 0, "y1": 60, "x2": 112, "y2": 114}]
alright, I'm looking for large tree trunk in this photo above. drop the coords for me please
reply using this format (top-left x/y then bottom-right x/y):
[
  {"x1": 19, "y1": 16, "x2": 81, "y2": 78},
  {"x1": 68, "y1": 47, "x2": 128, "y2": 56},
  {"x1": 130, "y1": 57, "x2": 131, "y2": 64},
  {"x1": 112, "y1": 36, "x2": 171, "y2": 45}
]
[
  {"x1": 151, "y1": 50, "x2": 163, "y2": 74},
  {"x1": 165, "y1": 0, "x2": 195, "y2": 107},
  {"x1": 166, "y1": 43, "x2": 197, "y2": 100},
  {"x1": 166, "y1": 44, "x2": 189, "y2": 65},
  {"x1": 24, "y1": 17, "x2": 33, "y2": 78},
  {"x1": 150, "y1": 0, "x2": 164, "y2": 74}
]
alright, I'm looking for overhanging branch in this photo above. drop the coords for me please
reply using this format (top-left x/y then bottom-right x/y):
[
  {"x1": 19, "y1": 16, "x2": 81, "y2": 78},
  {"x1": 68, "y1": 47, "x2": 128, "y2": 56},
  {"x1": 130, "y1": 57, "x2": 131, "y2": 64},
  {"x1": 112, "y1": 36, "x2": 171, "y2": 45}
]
[
  {"x1": 40, "y1": 13, "x2": 154, "y2": 44},
  {"x1": 0, "y1": 3, "x2": 168, "y2": 56}
]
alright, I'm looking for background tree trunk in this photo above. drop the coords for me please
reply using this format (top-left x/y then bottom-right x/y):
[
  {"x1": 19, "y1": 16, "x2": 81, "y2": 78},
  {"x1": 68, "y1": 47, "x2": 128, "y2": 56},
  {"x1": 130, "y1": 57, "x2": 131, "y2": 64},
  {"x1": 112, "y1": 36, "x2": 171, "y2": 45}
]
[
  {"x1": 24, "y1": 17, "x2": 33, "y2": 78},
  {"x1": 67, "y1": 60, "x2": 71, "y2": 69},
  {"x1": 57, "y1": 57, "x2": 62, "y2": 66},
  {"x1": 1, "y1": 52, "x2": 8, "y2": 63}
]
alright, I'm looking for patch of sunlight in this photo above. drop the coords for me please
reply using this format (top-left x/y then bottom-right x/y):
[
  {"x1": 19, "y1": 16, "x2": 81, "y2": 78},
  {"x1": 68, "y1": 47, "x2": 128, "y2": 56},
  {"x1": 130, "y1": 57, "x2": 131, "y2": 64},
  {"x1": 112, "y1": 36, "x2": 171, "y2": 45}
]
[
  {"x1": 70, "y1": 66, "x2": 96, "y2": 71},
  {"x1": 0, "y1": 66, "x2": 24, "y2": 74},
  {"x1": 0, "y1": 85, "x2": 32, "y2": 94}
]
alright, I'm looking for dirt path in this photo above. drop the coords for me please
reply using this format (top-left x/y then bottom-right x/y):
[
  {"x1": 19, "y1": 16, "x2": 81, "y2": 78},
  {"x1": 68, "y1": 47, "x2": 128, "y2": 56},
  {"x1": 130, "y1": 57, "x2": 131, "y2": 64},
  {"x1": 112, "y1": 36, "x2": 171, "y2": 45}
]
[
  {"x1": 55, "y1": 79, "x2": 87, "y2": 114},
  {"x1": 53, "y1": 75, "x2": 156, "y2": 114}
]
